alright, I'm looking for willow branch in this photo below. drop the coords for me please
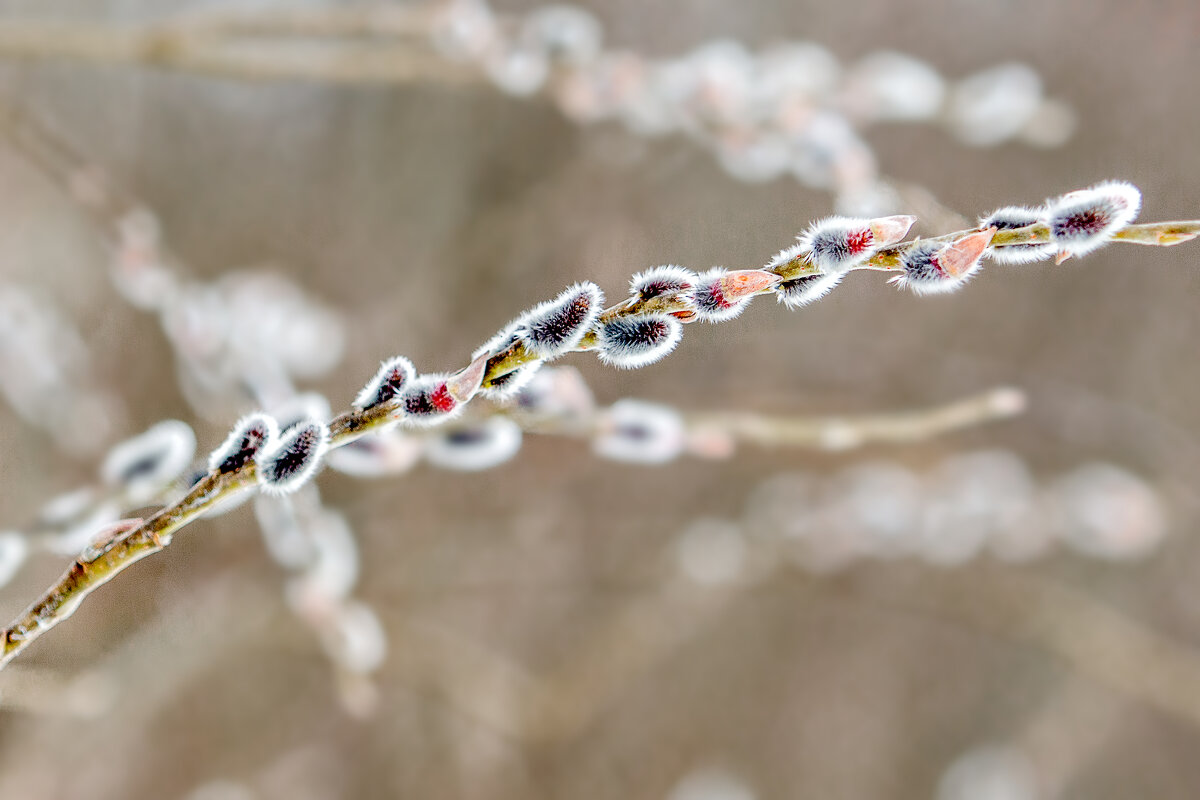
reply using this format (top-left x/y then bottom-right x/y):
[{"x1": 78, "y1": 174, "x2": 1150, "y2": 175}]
[
  {"x1": 769, "y1": 221, "x2": 1200, "y2": 278},
  {"x1": 1, "y1": 471, "x2": 254, "y2": 667},
  {"x1": 3, "y1": 201, "x2": 1197, "y2": 669}
]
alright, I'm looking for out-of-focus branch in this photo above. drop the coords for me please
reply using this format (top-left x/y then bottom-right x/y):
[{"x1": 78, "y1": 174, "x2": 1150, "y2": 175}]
[
  {"x1": 685, "y1": 387, "x2": 1026, "y2": 451},
  {"x1": 0, "y1": 18, "x2": 476, "y2": 85},
  {"x1": 0, "y1": 1, "x2": 1080, "y2": 213}
]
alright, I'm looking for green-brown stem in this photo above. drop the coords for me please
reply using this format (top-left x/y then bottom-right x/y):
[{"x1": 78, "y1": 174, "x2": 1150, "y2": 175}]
[{"x1": 0, "y1": 470, "x2": 255, "y2": 668}]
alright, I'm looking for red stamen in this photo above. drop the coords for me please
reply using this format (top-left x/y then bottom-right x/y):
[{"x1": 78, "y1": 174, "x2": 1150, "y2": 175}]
[
  {"x1": 846, "y1": 228, "x2": 874, "y2": 255},
  {"x1": 430, "y1": 383, "x2": 457, "y2": 413}
]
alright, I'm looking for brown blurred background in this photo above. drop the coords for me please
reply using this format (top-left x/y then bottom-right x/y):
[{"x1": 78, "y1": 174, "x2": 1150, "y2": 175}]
[{"x1": 1, "y1": 1, "x2": 1199, "y2": 798}]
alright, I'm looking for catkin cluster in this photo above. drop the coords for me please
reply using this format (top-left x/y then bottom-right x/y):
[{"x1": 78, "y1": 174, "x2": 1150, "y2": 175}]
[{"x1": 198, "y1": 180, "x2": 1145, "y2": 498}]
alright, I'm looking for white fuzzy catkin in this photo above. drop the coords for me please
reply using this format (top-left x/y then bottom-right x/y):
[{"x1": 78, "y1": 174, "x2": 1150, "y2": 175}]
[
  {"x1": 517, "y1": 282, "x2": 604, "y2": 358},
  {"x1": 688, "y1": 268, "x2": 750, "y2": 323},
  {"x1": 797, "y1": 216, "x2": 875, "y2": 272},
  {"x1": 777, "y1": 273, "x2": 845, "y2": 309},
  {"x1": 478, "y1": 360, "x2": 544, "y2": 402},
  {"x1": 629, "y1": 265, "x2": 698, "y2": 299},
  {"x1": 1047, "y1": 180, "x2": 1142, "y2": 258},
  {"x1": 397, "y1": 374, "x2": 463, "y2": 426},
  {"x1": 596, "y1": 314, "x2": 684, "y2": 369},
  {"x1": 765, "y1": 242, "x2": 846, "y2": 308},
  {"x1": 207, "y1": 413, "x2": 279, "y2": 474},
  {"x1": 472, "y1": 323, "x2": 520, "y2": 361},
  {"x1": 471, "y1": 324, "x2": 543, "y2": 401},
  {"x1": 100, "y1": 420, "x2": 196, "y2": 503},
  {"x1": 256, "y1": 419, "x2": 329, "y2": 496},
  {"x1": 353, "y1": 356, "x2": 416, "y2": 411},
  {"x1": 424, "y1": 416, "x2": 524, "y2": 471},
  {"x1": 890, "y1": 241, "x2": 952, "y2": 294},
  {"x1": 765, "y1": 241, "x2": 806, "y2": 272},
  {"x1": 890, "y1": 240, "x2": 983, "y2": 295},
  {"x1": 592, "y1": 399, "x2": 687, "y2": 464},
  {"x1": 981, "y1": 205, "x2": 1054, "y2": 264}
]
